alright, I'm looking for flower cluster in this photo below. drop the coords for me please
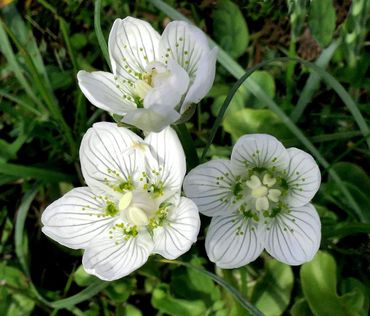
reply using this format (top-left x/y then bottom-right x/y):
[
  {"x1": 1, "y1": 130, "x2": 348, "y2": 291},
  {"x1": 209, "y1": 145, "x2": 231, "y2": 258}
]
[
  {"x1": 184, "y1": 134, "x2": 321, "y2": 268},
  {"x1": 42, "y1": 16, "x2": 322, "y2": 281}
]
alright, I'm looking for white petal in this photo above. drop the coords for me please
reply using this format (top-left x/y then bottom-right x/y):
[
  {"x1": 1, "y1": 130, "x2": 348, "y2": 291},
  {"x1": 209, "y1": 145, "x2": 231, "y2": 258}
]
[
  {"x1": 183, "y1": 160, "x2": 239, "y2": 217},
  {"x1": 79, "y1": 122, "x2": 144, "y2": 194},
  {"x1": 231, "y1": 134, "x2": 290, "y2": 176},
  {"x1": 77, "y1": 71, "x2": 136, "y2": 114},
  {"x1": 264, "y1": 203, "x2": 321, "y2": 265},
  {"x1": 285, "y1": 148, "x2": 321, "y2": 207},
  {"x1": 205, "y1": 214, "x2": 264, "y2": 268},
  {"x1": 123, "y1": 106, "x2": 180, "y2": 133},
  {"x1": 159, "y1": 21, "x2": 210, "y2": 79},
  {"x1": 153, "y1": 197, "x2": 200, "y2": 259},
  {"x1": 82, "y1": 232, "x2": 154, "y2": 281},
  {"x1": 109, "y1": 17, "x2": 160, "y2": 79},
  {"x1": 144, "y1": 127, "x2": 186, "y2": 194},
  {"x1": 181, "y1": 48, "x2": 218, "y2": 113},
  {"x1": 41, "y1": 187, "x2": 114, "y2": 249}
]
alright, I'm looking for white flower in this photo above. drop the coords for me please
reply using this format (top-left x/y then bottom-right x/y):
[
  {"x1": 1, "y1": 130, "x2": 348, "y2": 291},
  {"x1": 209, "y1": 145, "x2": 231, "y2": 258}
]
[
  {"x1": 42, "y1": 122, "x2": 200, "y2": 281},
  {"x1": 183, "y1": 134, "x2": 321, "y2": 268},
  {"x1": 78, "y1": 17, "x2": 217, "y2": 133}
]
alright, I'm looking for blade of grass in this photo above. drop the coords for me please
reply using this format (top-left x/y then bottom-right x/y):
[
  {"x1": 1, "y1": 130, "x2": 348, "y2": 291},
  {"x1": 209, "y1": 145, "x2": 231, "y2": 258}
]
[
  {"x1": 3, "y1": 4, "x2": 54, "y2": 96},
  {"x1": 2, "y1": 21, "x2": 78, "y2": 157},
  {"x1": 49, "y1": 280, "x2": 109, "y2": 309},
  {"x1": 37, "y1": 0, "x2": 79, "y2": 73},
  {"x1": 160, "y1": 259, "x2": 264, "y2": 316},
  {"x1": 0, "y1": 19, "x2": 45, "y2": 111},
  {"x1": 0, "y1": 162, "x2": 76, "y2": 182},
  {"x1": 94, "y1": 0, "x2": 111, "y2": 70},
  {"x1": 291, "y1": 40, "x2": 340, "y2": 122},
  {"x1": 0, "y1": 89, "x2": 44, "y2": 116},
  {"x1": 15, "y1": 185, "x2": 39, "y2": 275},
  {"x1": 324, "y1": 223, "x2": 370, "y2": 239}
]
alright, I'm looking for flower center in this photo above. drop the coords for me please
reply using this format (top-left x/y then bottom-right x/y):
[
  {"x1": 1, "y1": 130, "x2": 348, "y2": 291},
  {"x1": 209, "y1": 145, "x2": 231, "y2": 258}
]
[
  {"x1": 118, "y1": 191, "x2": 150, "y2": 227},
  {"x1": 246, "y1": 174, "x2": 282, "y2": 212},
  {"x1": 133, "y1": 61, "x2": 170, "y2": 103}
]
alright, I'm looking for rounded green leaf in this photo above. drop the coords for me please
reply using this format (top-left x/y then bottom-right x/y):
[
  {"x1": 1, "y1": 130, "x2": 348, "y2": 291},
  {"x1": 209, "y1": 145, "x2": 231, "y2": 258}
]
[{"x1": 213, "y1": 0, "x2": 249, "y2": 58}]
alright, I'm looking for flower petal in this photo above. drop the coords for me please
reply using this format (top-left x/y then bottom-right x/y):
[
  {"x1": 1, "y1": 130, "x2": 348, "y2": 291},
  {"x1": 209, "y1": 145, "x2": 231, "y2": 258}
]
[
  {"x1": 122, "y1": 107, "x2": 180, "y2": 133},
  {"x1": 109, "y1": 17, "x2": 160, "y2": 79},
  {"x1": 41, "y1": 187, "x2": 114, "y2": 249},
  {"x1": 181, "y1": 48, "x2": 217, "y2": 113},
  {"x1": 153, "y1": 197, "x2": 200, "y2": 259},
  {"x1": 231, "y1": 134, "x2": 290, "y2": 176},
  {"x1": 159, "y1": 21, "x2": 210, "y2": 80},
  {"x1": 80, "y1": 122, "x2": 144, "y2": 194},
  {"x1": 183, "y1": 160, "x2": 239, "y2": 217},
  {"x1": 82, "y1": 232, "x2": 154, "y2": 281},
  {"x1": 144, "y1": 127, "x2": 186, "y2": 193},
  {"x1": 77, "y1": 71, "x2": 136, "y2": 114},
  {"x1": 264, "y1": 203, "x2": 321, "y2": 265},
  {"x1": 205, "y1": 214, "x2": 264, "y2": 268},
  {"x1": 285, "y1": 148, "x2": 321, "y2": 207}
]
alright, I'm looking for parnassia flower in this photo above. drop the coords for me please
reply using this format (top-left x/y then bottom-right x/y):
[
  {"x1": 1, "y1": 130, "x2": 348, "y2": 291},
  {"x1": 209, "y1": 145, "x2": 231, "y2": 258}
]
[
  {"x1": 184, "y1": 134, "x2": 321, "y2": 268},
  {"x1": 78, "y1": 17, "x2": 217, "y2": 133},
  {"x1": 42, "y1": 122, "x2": 200, "y2": 281}
]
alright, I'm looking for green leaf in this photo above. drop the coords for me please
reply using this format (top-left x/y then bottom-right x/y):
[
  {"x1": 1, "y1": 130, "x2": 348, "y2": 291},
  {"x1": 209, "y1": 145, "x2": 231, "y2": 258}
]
[
  {"x1": 104, "y1": 279, "x2": 134, "y2": 303},
  {"x1": 160, "y1": 259, "x2": 263, "y2": 316},
  {"x1": 223, "y1": 108, "x2": 294, "y2": 142},
  {"x1": 152, "y1": 283, "x2": 207, "y2": 316},
  {"x1": 300, "y1": 251, "x2": 366, "y2": 316},
  {"x1": 308, "y1": 0, "x2": 336, "y2": 47},
  {"x1": 251, "y1": 259, "x2": 294, "y2": 316},
  {"x1": 171, "y1": 257, "x2": 220, "y2": 304},
  {"x1": 0, "y1": 263, "x2": 30, "y2": 289},
  {"x1": 340, "y1": 278, "x2": 369, "y2": 316},
  {"x1": 213, "y1": 0, "x2": 249, "y2": 58},
  {"x1": 74, "y1": 265, "x2": 97, "y2": 287},
  {"x1": 290, "y1": 298, "x2": 314, "y2": 316}
]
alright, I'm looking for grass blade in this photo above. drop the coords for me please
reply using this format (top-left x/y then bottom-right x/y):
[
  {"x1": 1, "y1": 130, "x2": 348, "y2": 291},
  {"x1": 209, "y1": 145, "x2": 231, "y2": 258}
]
[
  {"x1": 15, "y1": 185, "x2": 39, "y2": 275},
  {"x1": 291, "y1": 40, "x2": 340, "y2": 122},
  {"x1": 49, "y1": 280, "x2": 109, "y2": 309},
  {"x1": 0, "y1": 162, "x2": 76, "y2": 182},
  {"x1": 0, "y1": 89, "x2": 43, "y2": 116},
  {"x1": 94, "y1": 0, "x2": 111, "y2": 70},
  {"x1": 0, "y1": 19, "x2": 45, "y2": 111}
]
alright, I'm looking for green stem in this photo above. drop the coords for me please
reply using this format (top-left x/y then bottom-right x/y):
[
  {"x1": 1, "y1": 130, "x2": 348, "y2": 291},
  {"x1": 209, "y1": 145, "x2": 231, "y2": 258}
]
[{"x1": 175, "y1": 124, "x2": 199, "y2": 171}]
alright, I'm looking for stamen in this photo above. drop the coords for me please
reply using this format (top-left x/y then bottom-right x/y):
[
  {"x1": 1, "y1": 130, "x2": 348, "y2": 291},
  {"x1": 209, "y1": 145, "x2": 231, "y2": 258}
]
[
  {"x1": 119, "y1": 192, "x2": 133, "y2": 211},
  {"x1": 134, "y1": 80, "x2": 151, "y2": 99}
]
